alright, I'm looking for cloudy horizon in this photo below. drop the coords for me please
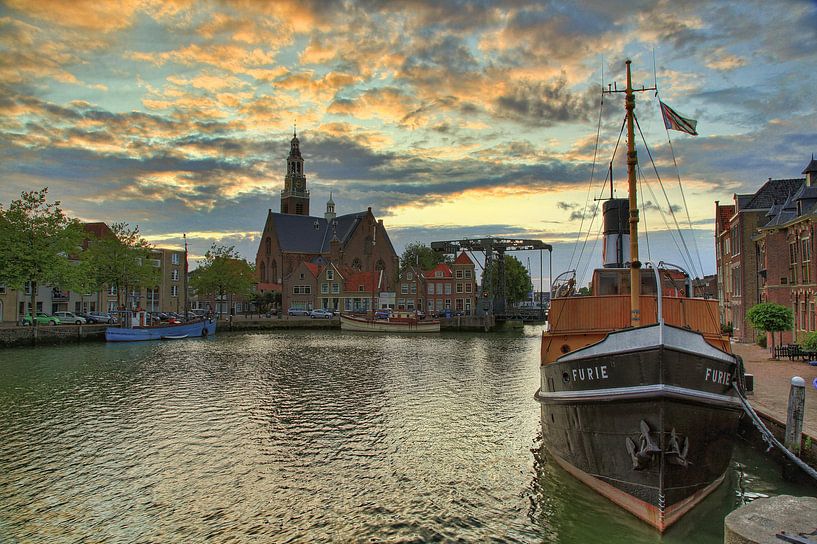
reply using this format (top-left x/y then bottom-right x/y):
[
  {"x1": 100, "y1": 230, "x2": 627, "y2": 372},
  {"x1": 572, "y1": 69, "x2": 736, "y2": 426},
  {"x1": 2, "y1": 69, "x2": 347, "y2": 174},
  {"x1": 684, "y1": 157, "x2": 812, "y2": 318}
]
[{"x1": 2, "y1": 0, "x2": 815, "y2": 288}]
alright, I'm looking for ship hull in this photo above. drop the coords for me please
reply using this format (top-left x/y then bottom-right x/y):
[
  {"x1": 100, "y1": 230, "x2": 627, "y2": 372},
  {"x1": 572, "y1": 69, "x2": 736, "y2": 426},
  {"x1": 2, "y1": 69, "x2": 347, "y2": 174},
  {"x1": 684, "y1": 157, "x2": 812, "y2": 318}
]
[
  {"x1": 536, "y1": 324, "x2": 743, "y2": 532},
  {"x1": 105, "y1": 318, "x2": 216, "y2": 342}
]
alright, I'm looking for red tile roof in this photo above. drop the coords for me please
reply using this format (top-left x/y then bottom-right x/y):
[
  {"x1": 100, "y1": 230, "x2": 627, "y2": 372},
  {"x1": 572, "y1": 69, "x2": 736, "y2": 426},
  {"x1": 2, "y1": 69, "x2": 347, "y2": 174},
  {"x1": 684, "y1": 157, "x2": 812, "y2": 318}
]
[
  {"x1": 453, "y1": 251, "x2": 473, "y2": 265},
  {"x1": 423, "y1": 263, "x2": 452, "y2": 278}
]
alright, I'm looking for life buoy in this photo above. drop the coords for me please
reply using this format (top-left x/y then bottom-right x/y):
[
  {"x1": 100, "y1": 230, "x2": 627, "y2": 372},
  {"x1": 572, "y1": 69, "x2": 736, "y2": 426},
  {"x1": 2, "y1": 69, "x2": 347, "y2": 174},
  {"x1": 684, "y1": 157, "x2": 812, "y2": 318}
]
[{"x1": 201, "y1": 327, "x2": 208, "y2": 337}]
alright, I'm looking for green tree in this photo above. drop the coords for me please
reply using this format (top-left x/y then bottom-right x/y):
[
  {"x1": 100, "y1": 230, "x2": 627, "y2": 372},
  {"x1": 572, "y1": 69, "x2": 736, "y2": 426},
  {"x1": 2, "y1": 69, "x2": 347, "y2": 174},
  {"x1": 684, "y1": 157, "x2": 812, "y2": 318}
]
[
  {"x1": 252, "y1": 291, "x2": 281, "y2": 315},
  {"x1": 746, "y1": 302, "x2": 793, "y2": 356},
  {"x1": 190, "y1": 244, "x2": 255, "y2": 317},
  {"x1": 400, "y1": 241, "x2": 449, "y2": 273},
  {"x1": 83, "y1": 222, "x2": 158, "y2": 308},
  {"x1": 481, "y1": 255, "x2": 532, "y2": 305},
  {"x1": 0, "y1": 188, "x2": 85, "y2": 325}
]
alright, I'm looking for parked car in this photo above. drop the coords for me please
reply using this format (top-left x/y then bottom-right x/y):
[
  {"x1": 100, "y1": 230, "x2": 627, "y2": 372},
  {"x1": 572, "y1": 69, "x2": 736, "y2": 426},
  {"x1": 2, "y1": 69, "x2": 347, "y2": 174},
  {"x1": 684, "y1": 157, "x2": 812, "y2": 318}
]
[
  {"x1": 189, "y1": 309, "x2": 207, "y2": 318},
  {"x1": 22, "y1": 313, "x2": 61, "y2": 326},
  {"x1": 88, "y1": 312, "x2": 117, "y2": 324},
  {"x1": 288, "y1": 307, "x2": 311, "y2": 316},
  {"x1": 374, "y1": 309, "x2": 391, "y2": 320},
  {"x1": 53, "y1": 311, "x2": 86, "y2": 324},
  {"x1": 309, "y1": 308, "x2": 334, "y2": 319}
]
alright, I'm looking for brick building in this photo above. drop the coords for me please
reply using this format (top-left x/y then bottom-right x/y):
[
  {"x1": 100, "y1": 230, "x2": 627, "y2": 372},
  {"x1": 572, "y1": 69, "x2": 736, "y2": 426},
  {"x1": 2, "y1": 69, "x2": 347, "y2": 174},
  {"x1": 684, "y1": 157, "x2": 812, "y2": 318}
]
[{"x1": 255, "y1": 131, "x2": 399, "y2": 307}]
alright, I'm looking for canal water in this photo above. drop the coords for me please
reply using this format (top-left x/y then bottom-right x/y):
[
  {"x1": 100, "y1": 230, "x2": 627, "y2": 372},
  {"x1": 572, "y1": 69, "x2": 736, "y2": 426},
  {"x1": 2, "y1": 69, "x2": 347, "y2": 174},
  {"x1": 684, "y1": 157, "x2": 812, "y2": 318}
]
[{"x1": 0, "y1": 327, "x2": 812, "y2": 543}]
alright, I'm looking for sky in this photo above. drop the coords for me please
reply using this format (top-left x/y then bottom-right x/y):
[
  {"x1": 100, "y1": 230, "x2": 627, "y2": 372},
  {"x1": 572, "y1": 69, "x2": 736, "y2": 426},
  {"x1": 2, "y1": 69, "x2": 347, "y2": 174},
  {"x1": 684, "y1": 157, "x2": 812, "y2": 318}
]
[{"x1": 1, "y1": 0, "x2": 816, "y2": 290}]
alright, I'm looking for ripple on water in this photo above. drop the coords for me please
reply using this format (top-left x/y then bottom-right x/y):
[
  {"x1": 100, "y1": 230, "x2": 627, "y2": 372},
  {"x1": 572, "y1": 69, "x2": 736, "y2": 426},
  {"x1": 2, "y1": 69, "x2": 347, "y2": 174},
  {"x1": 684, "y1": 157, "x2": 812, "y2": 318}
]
[{"x1": 0, "y1": 328, "x2": 812, "y2": 543}]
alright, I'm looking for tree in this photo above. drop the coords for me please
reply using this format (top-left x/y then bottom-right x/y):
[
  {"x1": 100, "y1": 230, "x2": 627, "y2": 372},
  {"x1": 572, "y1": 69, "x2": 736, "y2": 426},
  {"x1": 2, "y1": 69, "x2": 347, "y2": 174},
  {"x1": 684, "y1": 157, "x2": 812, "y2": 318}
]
[
  {"x1": 252, "y1": 291, "x2": 281, "y2": 315},
  {"x1": 0, "y1": 188, "x2": 85, "y2": 325},
  {"x1": 400, "y1": 241, "x2": 449, "y2": 273},
  {"x1": 746, "y1": 302, "x2": 793, "y2": 356},
  {"x1": 83, "y1": 222, "x2": 158, "y2": 308},
  {"x1": 190, "y1": 244, "x2": 255, "y2": 317},
  {"x1": 481, "y1": 254, "x2": 532, "y2": 305}
]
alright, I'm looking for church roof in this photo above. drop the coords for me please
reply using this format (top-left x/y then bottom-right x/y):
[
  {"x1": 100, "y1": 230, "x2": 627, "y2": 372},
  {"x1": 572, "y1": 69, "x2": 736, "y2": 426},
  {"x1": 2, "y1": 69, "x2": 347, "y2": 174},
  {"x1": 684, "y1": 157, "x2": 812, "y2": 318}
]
[
  {"x1": 802, "y1": 156, "x2": 817, "y2": 175},
  {"x1": 267, "y1": 210, "x2": 395, "y2": 255},
  {"x1": 742, "y1": 178, "x2": 804, "y2": 210}
]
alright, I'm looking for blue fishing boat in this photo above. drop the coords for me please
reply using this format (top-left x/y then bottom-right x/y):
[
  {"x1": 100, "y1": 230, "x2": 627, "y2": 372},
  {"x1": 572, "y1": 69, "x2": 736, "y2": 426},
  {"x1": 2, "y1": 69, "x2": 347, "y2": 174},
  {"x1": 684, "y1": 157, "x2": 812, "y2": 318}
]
[{"x1": 105, "y1": 316, "x2": 216, "y2": 342}]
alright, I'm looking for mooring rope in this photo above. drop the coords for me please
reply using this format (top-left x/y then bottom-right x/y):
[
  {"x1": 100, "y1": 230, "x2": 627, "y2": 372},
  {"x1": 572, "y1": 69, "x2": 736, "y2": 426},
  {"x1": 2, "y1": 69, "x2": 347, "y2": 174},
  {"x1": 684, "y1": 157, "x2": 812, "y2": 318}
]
[{"x1": 733, "y1": 374, "x2": 817, "y2": 482}]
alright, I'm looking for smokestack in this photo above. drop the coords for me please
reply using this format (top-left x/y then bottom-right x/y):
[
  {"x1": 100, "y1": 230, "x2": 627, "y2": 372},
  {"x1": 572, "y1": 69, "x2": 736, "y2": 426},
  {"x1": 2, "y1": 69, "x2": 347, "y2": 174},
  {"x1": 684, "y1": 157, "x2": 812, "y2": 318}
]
[{"x1": 602, "y1": 198, "x2": 630, "y2": 268}]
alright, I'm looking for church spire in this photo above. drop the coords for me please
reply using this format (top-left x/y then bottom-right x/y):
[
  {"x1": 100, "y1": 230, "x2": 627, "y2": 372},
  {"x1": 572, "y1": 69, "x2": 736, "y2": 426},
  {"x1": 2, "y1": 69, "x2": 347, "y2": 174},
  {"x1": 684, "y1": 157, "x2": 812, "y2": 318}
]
[
  {"x1": 280, "y1": 127, "x2": 309, "y2": 215},
  {"x1": 325, "y1": 191, "x2": 336, "y2": 221}
]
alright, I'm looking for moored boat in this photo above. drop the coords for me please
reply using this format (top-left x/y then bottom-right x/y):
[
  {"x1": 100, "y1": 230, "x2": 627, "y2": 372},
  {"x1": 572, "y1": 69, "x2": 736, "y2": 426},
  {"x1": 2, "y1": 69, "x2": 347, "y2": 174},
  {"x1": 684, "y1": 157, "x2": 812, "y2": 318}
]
[
  {"x1": 536, "y1": 60, "x2": 744, "y2": 532},
  {"x1": 106, "y1": 311, "x2": 216, "y2": 342},
  {"x1": 340, "y1": 313, "x2": 440, "y2": 333}
]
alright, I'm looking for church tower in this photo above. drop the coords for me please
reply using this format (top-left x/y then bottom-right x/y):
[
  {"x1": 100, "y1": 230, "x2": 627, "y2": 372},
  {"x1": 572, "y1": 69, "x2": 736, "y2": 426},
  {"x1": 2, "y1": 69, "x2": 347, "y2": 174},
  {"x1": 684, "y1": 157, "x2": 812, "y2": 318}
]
[
  {"x1": 325, "y1": 192, "x2": 336, "y2": 222},
  {"x1": 280, "y1": 127, "x2": 309, "y2": 215}
]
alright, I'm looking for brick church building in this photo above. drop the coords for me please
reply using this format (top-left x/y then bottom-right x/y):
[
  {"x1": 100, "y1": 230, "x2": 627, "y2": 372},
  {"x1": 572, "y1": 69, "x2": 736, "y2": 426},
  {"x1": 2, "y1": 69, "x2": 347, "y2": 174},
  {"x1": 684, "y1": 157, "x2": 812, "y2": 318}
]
[{"x1": 255, "y1": 130, "x2": 399, "y2": 312}]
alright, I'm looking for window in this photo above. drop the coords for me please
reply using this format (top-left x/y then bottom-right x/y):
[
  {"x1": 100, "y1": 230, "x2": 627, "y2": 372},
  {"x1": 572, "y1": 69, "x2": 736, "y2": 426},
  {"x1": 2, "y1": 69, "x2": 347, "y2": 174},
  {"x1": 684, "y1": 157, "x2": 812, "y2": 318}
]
[
  {"x1": 265, "y1": 237, "x2": 271, "y2": 255},
  {"x1": 435, "y1": 271, "x2": 443, "y2": 278},
  {"x1": 427, "y1": 284, "x2": 434, "y2": 295},
  {"x1": 456, "y1": 270, "x2": 463, "y2": 279},
  {"x1": 295, "y1": 203, "x2": 304, "y2": 214},
  {"x1": 108, "y1": 285, "x2": 117, "y2": 296},
  {"x1": 456, "y1": 283, "x2": 463, "y2": 293},
  {"x1": 332, "y1": 283, "x2": 340, "y2": 294},
  {"x1": 790, "y1": 242, "x2": 798, "y2": 284},
  {"x1": 358, "y1": 285, "x2": 365, "y2": 292},
  {"x1": 0, "y1": 285, "x2": 6, "y2": 294},
  {"x1": 407, "y1": 272, "x2": 413, "y2": 280},
  {"x1": 322, "y1": 283, "x2": 329, "y2": 294},
  {"x1": 801, "y1": 238, "x2": 811, "y2": 284},
  {"x1": 299, "y1": 273, "x2": 305, "y2": 280},
  {"x1": 293, "y1": 285, "x2": 312, "y2": 294},
  {"x1": 327, "y1": 269, "x2": 334, "y2": 280},
  {"x1": 731, "y1": 225, "x2": 741, "y2": 255},
  {"x1": 151, "y1": 259, "x2": 161, "y2": 267},
  {"x1": 464, "y1": 270, "x2": 472, "y2": 279},
  {"x1": 444, "y1": 283, "x2": 451, "y2": 295},
  {"x1": 466, "y1": 283, "x2": 472, "y2": 293},
  {"x1": 436, "y1": 283, "x2": 443, "y2": 295},
  {"x1": 401, "y1": 284, "x2": 409, "y2": 294},
  {"x1": 171, "y1": 285, "x2": 178, "y2": 297},
  {"x1": 731, "y1": 266, "x2": 741, "y2": 296},
  {"x1": 235, "y1": 303, "x2": 242, "y2": 313},
  {"x1": 171, "y1": 269, "x2": 179, "y2": 281},
  {"x1": 172, "y1": 253, "x2": 180, "y2": 265},
  {"x1": 410, "y1": 283, "x2": 416, "y2": 294}
]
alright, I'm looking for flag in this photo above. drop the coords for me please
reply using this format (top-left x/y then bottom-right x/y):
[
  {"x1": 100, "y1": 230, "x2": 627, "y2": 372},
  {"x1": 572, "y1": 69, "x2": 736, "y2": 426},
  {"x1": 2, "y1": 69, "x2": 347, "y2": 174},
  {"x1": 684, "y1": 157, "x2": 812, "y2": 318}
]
[{"x1": 659, "y1": 100, "x2": 698, "y2": 136}]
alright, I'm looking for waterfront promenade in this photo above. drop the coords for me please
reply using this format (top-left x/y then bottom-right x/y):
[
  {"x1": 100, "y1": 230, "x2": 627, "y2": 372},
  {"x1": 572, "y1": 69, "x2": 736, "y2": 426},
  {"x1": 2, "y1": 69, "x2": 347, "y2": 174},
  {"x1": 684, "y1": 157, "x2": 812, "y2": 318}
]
[{"x1": 731, "y1": 341, "x2": 817, "y2": 440}]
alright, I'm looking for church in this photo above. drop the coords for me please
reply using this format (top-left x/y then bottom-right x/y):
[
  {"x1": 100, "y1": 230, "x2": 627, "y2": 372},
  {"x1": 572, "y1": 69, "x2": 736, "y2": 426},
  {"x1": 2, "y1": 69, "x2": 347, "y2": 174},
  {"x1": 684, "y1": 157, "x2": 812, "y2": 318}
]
[{"x1": 255, "y1": 130, "x2": 400, "y2": 312}]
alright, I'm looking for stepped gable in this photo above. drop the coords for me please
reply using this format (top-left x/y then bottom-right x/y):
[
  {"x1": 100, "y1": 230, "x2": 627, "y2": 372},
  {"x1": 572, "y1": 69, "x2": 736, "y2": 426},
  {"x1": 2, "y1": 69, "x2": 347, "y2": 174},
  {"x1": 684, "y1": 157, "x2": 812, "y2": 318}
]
[{"x1": 742, "y1": 177, "x2": 804, "y2": 210}]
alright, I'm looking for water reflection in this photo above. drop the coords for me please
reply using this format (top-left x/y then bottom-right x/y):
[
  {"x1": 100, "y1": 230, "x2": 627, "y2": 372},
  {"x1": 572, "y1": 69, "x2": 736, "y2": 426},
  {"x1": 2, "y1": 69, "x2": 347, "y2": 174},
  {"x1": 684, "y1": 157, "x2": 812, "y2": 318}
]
[{"x1": 0, "y1": 328, "x2": 812, "y2": 543}]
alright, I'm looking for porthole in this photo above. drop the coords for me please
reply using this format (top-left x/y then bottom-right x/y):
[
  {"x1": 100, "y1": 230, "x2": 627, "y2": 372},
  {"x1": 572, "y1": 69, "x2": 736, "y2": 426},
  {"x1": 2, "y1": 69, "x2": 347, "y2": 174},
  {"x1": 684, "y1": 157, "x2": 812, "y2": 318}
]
[
  {"x1": 560, "y1": 344, "x2": 570, "y2": 354},
  {"x1": 562, "y1": 371, "x2": 570, "y2": 383}
]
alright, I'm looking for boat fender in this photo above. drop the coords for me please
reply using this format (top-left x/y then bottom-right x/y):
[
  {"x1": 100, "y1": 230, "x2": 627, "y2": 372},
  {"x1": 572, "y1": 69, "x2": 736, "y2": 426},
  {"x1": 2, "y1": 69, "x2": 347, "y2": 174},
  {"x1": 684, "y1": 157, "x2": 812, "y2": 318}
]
[{"x1": 201, "y1": 327, "x2": 208, "y2": 338}]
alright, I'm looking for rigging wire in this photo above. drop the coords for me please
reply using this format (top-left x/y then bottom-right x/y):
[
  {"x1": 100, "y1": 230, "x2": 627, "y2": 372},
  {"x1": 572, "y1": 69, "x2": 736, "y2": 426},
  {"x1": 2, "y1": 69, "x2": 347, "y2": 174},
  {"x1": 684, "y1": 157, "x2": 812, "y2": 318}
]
[
  {"x1": 569, "y1": 90, "x2": 605, "y2": 271},
  {"x1": 638, "y1": 167, "x2": 651, "y2": 262},
  {"x1": 664, "y1": 131, "x2": 706, "y2": 279},
  {"x1": 574, "y1": 114, "x2": 627, "y2": 279},
  {"x1": 634, "y1": 114, "x2": 700, "y2": 279}
]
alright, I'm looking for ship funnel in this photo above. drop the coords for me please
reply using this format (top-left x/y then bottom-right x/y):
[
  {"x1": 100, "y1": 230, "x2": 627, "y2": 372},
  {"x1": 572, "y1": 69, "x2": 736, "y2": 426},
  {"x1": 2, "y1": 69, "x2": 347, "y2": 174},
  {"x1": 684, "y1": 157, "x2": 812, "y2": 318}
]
[{"x1": 602, "y1": 198, "x2": 630, "y2": 268}]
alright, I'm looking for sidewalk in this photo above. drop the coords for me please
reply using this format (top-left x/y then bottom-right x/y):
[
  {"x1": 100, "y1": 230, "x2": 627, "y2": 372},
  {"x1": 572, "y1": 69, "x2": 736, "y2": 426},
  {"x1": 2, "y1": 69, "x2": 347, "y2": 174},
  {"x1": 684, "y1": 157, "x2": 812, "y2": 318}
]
[{"x1": 731, "y1": 341, "x2": 817, "y2": 439}]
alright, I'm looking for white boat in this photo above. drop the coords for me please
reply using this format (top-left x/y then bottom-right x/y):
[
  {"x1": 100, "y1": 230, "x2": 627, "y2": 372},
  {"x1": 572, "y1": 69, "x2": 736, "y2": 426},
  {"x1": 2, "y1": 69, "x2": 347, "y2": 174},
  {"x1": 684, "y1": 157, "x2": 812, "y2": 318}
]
[{"x1": 340, "y1": 313, "x2": 440, "y2": 333}]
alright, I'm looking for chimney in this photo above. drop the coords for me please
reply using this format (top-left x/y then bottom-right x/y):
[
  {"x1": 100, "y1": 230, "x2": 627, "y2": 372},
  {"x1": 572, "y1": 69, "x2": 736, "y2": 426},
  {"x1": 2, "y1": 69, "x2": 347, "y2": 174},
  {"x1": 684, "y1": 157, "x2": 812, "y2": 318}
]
[{"x1": 602, "y1": 198, "x2": 630, "y2": 268}]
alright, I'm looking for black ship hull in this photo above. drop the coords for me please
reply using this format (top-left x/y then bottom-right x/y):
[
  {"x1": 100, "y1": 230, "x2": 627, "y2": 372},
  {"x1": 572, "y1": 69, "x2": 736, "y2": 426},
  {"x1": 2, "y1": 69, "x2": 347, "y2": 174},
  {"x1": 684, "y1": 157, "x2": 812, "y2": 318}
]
[{"x1": 537, "y1": 324, "x2": 743, "y2": 531}]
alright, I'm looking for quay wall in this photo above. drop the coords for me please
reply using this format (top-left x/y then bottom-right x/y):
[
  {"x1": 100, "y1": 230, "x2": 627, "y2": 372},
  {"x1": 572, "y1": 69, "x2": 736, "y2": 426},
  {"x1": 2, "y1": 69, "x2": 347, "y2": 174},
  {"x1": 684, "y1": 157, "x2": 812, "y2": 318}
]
[{"x1": 0, "y1": 316, "x2": 502, "y2": 347}]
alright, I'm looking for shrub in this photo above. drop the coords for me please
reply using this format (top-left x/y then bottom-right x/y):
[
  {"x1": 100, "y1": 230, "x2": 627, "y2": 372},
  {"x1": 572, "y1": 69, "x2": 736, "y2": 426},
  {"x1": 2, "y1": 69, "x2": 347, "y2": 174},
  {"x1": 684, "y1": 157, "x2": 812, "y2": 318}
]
[
  {"x1": 721, "y1": 322, "x2": 734, "y2": 335},
  {"x1": 756, "y1": 333, "x2": 767, "y2": 349},
  {"x1": 802, "y1": 331, "x2": 817, "y2": 351}
]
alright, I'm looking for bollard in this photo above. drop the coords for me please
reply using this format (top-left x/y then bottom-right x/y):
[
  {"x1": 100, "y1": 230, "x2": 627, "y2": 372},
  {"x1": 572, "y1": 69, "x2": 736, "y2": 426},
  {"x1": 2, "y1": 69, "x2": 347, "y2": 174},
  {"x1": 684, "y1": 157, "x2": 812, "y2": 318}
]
[{"x1": 784, "y1": 376, "x2": 806, "y2": 455}]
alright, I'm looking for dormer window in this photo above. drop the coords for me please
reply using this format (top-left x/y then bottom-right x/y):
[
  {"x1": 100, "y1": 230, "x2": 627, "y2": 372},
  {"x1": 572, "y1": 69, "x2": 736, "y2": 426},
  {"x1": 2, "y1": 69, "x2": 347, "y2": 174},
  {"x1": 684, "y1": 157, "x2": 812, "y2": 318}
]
[{"x1": 327, "y1": 270, "x2": 334, "y2": 280}]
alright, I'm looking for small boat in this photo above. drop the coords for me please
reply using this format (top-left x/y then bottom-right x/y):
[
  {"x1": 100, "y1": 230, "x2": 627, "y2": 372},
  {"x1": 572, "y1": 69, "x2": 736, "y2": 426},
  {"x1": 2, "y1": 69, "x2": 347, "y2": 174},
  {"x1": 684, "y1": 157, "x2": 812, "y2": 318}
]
[
  {"x1": 536, "y1": 60, "x2": 744, "y2": 532},
  {"x1": 340, "y1": 313, "x2": 440, "y2": 333},
  {"x1": 106, "y1": 310, "x2": 216, "y2": 342}
]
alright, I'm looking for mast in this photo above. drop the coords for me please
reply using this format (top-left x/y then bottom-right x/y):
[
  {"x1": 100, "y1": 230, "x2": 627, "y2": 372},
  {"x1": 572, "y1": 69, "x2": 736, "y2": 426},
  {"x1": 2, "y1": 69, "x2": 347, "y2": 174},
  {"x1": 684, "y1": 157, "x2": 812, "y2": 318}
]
[
  {"x1": 603, "y1": 60, "x2": 655, "y2": 327},
  {"x1": 625, "y1": 60, "x2": 641, "y2": 327},
  {"x1": 183, "y1": 233, "x2": 189, "y2": 320}
]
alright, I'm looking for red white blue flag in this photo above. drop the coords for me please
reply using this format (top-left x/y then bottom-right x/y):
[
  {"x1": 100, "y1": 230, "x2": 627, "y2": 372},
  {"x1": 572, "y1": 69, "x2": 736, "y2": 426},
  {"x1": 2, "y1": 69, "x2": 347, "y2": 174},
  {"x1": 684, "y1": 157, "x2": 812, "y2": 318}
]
[{"x1": 659, "y1": 101, "x2": 698, "y2": 136}]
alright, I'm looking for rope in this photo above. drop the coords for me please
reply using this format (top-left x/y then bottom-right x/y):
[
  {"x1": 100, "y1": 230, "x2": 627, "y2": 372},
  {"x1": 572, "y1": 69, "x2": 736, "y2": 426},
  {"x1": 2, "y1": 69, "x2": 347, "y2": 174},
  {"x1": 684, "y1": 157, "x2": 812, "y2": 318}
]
[{"x1": 733, "y1": 374, "x2": 817, "y2": 482}]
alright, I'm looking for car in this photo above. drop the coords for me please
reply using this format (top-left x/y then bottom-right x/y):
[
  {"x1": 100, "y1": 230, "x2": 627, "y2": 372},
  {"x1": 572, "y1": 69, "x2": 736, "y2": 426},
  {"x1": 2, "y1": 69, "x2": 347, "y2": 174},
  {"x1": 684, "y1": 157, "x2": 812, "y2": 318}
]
[
  {"x1": 374, "y1": 309, "x2": 391, "y2": 320},
  {"x1": 288, "y1": 307, "x2": 311, "y2": 316},
  {"x1": 22, "y1": 313, "x2": 61, "y2": 326},
  {"x1": 53, "y1": 311, "x2": 87, "y2": 325},
  {"x1": 88, "y1": 312, "x2": 117, "y2": 324},
  {"x1": 309, "y1": 308, "x2": 334, "y2": 319}
]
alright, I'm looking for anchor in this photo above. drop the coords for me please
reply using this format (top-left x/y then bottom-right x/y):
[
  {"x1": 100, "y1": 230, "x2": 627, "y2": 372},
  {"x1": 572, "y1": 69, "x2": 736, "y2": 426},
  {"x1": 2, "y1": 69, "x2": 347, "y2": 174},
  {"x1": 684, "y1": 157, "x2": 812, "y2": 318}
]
[{"x1": 625, "y1": 421, "x2": 691, "y2": 470}]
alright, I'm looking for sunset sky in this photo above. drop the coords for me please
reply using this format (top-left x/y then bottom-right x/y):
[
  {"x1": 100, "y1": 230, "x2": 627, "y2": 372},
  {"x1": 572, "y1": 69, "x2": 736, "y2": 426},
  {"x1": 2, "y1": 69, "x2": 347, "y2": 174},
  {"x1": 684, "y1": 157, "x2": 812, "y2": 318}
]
[{"x1": 1, "y1": 1, "x2": 816, "y2": 289}]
